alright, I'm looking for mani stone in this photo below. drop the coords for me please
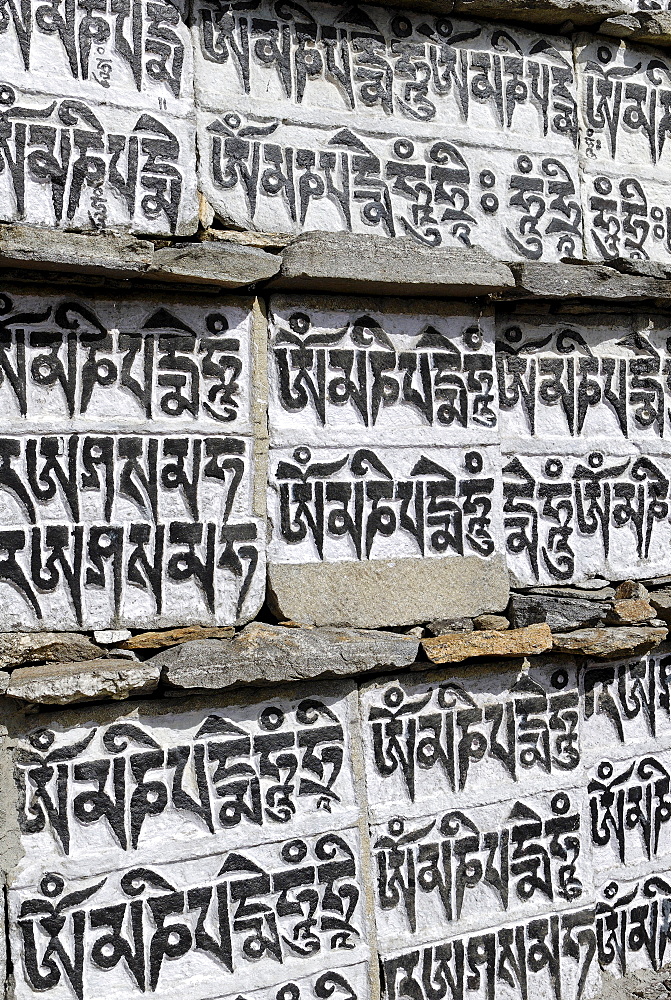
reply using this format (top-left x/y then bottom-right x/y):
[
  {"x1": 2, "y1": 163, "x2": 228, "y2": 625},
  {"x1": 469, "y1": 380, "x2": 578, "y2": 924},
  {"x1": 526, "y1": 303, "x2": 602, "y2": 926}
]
[
  {"x1": 154, "y1": 622, "x2": 419, "y2": 691},
  {"x1": 121, "y1": 626, "x2": 235, "y2": 650},
  {"x1": 422, "y1": 624, "x2": 553, "y2": 664},
  {"x1": 0, "y1": 632, "x2": 102, "y2": 670},
  {"x1": 0, "y1": 225, "x2": 154, "y2": 278},
  {"x1": 509, "y1": 593, "x2": 610, "y2": 630},
  {"x1": 148, "y1": 242, "x2": 280, "y2": 287},
  {"x1": 269, "y1": 233, "x2": 515, "y2": 298},
  {"x1": 267, "y1": 554, "x2": 510, "y2": 629},
  {"x1": 5, "y1": 659, "x2": 161, "y2": 705},
  {"x1": 606, "y1": 599, "x2": 656, "y2": 625},
  {"x1": 551, "y1": 626, "x2": 668, "y2": 659}
]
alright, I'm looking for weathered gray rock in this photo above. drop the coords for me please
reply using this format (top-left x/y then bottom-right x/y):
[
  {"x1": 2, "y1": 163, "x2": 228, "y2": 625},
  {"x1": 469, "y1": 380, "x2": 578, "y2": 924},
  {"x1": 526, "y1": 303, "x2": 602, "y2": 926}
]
[
  {"x1": 423, "y1": 624, "x2": 553, "y2": 664},
  {"x1": 6, "y1": 659, "x2": 160, "y2": 705},
  {"x1": 450, "y1": 0, "x2": 626, "y2": 27},
  {"x1": 149, "y1": 243, "x2": 280, "y2": 287},
  {"x1": 509, "y1": 262, "x2": 671, "y2": 301},
  {"x1": 267, "y1": 555, "x2": 510, "y2": 629},
  {"x1": 427, "y1": 618, "x2": 475, "y2": 636},
  {"x1": 473, "y1": 615, "x2": 510, "y2": 630},
  {"x1": 648, "y1": 589, "x2": 671, "y2": 624},
  {"x1": 155, "y1": 622, "x2": 419, "y2": 690},
  {"x1": 270, "y1": 233, "x2": 515, "y2": 298},
  {"x1": 631, "y1": 12, "x2": 671, "y2": 45},
  {"x1": 202, "y1": 230, "x2": 291, "y2": 250},
  {"x1": 0, "y1": 632, "x2": 102, "y2": 670},
  {"x1": 0, "y1": 225, "x2": 154, "y2": 277},
  {"x1": 640, "y1": 574, "x2": 671, "y2": 588},
  {"x1": 598, "y1": 14, "x2": 640, "y2": 36},
  {"x1": 509, "y1": 593, "x2": 610, "y2": 630},
  {"x1": 525, "y1": 585, "x2": 616, "y2": 601},
  {"x1": 552, "y1": 627, "x2": 667, "y2": 659}
]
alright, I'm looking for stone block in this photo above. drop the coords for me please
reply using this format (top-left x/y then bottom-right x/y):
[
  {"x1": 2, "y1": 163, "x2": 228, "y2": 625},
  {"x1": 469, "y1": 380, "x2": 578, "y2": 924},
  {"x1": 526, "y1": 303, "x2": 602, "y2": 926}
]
[
  {"x1": 0, "y1": 288, "x2": 266, "y2": 629},
  {"x1": 648, "y1": 588, "x2": 671, "y2": 622},
  {"x1": 122, "y1": 626, "x2": 235, "y2": 649},
  {"x1": 0, "y1": 226, "x2": 155, "y2": 277},
  {"x1": 552, "y1": 625, "x2": 667, "y2": 657},
  {"x1": 149, "y1": 242, "x2": 281, "y2": 287},
  {"x1": 5, "y1": 658, "x2": 161, "y2": 704},
  {"x1": 607, "y1": 598, "x2": 656, "y2": 623},
  {"x1": 156, "y1": 621, "x2": 419, "y2": 689},
  {"x1": 93, "y1": 630, "x2": 132, "y2": 645},
  {"x1": 7, "y1": 683, "x2": 374, "y2": 1000},
  {"x1": 266, "y1": 293, "x2": 509, "y2": 626},
  {"x1": 194, "y1": 3, "x2": 581, "y2": 260},
  {"x1": 509, "y1": 261, "x2": 671, "y2": 299},
  {"x1": 576, "y1": 36, "x2": 671, "y2": 264},
  {"x1": 422, "y1": 623, "x2": 553, "y2": 663},
  {"x1": 473, "y1": 614, "x2": 510, "y2": 630},
  {"x1": 509, "y1": 593, "x2": 610, "y2": 630},
  {"x1": 270, "y1": 234, "x2": 515, "y2": 297}
]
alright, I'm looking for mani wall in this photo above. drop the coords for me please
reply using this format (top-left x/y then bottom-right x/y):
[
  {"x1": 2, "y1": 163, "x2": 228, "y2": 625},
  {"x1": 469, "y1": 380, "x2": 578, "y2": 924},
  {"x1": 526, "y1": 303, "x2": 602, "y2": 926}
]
[{"x1": 8, "y1": 5, "x2": 671, "y2": 1000}]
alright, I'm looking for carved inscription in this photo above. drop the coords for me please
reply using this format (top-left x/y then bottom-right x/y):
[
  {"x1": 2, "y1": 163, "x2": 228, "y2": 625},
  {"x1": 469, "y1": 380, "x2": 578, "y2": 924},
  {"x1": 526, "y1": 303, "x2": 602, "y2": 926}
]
[{"x1": 0, "y1": 291, "x2": 263, "y2": 627}]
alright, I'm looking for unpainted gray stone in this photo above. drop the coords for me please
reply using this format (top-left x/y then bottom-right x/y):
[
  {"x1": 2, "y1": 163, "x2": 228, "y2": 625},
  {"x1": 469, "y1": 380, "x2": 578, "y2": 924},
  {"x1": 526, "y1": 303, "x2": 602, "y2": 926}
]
[
  {"x1": 0, "y1": 225, "x2": 154, "y2": 277},
  {"x1": 509, "y1": 262, "x2": 671, "y2": 300},
  {"x1": 5, "y1": 659, "x2": 160, "y2": 704},
  {"x1": 270, "y1": 233, "x2": 515, "y2": 298},
  {"x1": 267, "y1": 554, "x2": 510, "y2": 629},
  {"x1": 0, "y1": 632, "x2": 102, "y2": 670},
  {"x1": 427, "y1": 618, "x2": 475, "y2": 636},
  {"x1": 598, "y1": 13, "x2": 640, "y2": 35},
  {"x1": 149, "y1": 242, "x2": 280, "y2": 287},
  {"x1": 509, "y1": 593, "x2": 610, "y2": 630},
  {"x1": 525, "y1": 585, "x2": 616, "y2": 600},
  {"x1": 155, "y1": 621, "x2": 419, "y2": 691},
  {"x1": 649, "y1": 589, "x2": 671, "y2": 623}
]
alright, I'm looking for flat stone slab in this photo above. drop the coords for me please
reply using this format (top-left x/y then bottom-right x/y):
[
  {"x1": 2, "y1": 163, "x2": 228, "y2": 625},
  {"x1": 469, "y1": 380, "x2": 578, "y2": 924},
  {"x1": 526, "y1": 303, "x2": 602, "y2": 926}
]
[
  {"x1": 122, "y1": 626, "x2": 235, "y2": 649},
  {"x1": 5, "y1": 658, "x2": 161, "y2": 704},
  {"x1": 0, "y1": 227, "x2": 155, "y2": 277},
  {"x1": 509, "y1": 262, "x2": 671, "y2": 299},
  {"x1": 422, "y1": 623, "x2": 553, "y2": 663},
  {"x1": 270, "y1": 234, "x2": 515, "y2": 297},
  {"x1": 267, "y1": 555, "x2": 510, "y2": 629},
  {"x1": 0, "y1": 632, "x2": 102, "y2": 669},
  {"x1": 509, "y1": 593, "x2": 611, "y2": 630},
  {"x1": 552, "y1": 625, "x2": 668, "y2": 658},
  {"x1": 149, "y1": 243, "x2": 280, "y2": 287},
  {"x1": 155, "y1": 621, "x2": 419, "y2": 689}
]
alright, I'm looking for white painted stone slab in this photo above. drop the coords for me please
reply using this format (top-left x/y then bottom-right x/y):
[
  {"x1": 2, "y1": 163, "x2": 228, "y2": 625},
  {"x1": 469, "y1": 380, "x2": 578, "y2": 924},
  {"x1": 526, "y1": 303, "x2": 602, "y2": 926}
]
[
  {"x1": 360, "y1": 660, "x2": 582, "y2": 826},
  {"x1": 576, "y1": 37, "x2": 671, "y2": 264},
  {"x1": 268, "y1": 444, "x2": 504, "y2": 565},
  {"x1": 0, "y1": 85, "x2": 197, "y2": 235},
  {"x1": 1, "y1": 0, "x2": 193, "y2": 117},
  {"x1": 13, "y1": 683, "x2": 360, "y2": 887},
  {"x1": 268, "y1": 296, "x2": 497, "y2": 448},
  {"x1": 0, "y1": 289, "x2": 265, "y2": 628},
  {"x1": 593, "y1": 873, "x2": 671, "y2": 979},
  {"x1": 372, "y1": 787, "x2": 591, "y2": 953},
  {"x1": 497, "y1": 307, "x2": 671, "y2": 455},
  {"x1": 211, "y1": 963, "x2": 371, "y2": 1000},
  {"x1": 503, "y1": 450, "x2": 671, "y2": 587},
  {"x1": 197, "y1": 111, "x2": 581, "y2": 260},
  {"x1": 9, "y1": 827, "x2": 371, "y2": 1000}
]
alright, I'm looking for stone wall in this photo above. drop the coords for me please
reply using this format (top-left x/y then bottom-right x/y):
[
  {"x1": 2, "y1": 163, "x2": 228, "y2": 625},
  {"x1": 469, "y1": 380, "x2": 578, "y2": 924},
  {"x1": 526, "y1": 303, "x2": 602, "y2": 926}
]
[{"x1": 6, "y1": 0, "x2": 671, "y2": 999}]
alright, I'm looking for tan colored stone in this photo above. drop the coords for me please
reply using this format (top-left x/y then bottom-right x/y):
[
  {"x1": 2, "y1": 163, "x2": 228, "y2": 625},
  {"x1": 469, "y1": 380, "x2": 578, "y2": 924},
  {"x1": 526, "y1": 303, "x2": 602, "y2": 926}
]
[
  {"x1": 473, "y1": 615, "x2": 510, "y2": 631},
  {"x1": 552, "y1": 626, "x2": 667, "y2": 659},
  {"x1": 0, "y1": 632, "x2": 102, "y2": 669},
  {"x1": 607, "y1": 599, "x2": 655, "y2": 624},
  {"x1": 121, "y1": 626, "x2": 235, "y2": 650},
  {"x1": 422, "y1": 624, "x2": 552, "y2": 664},
  {"x1": 614, "y1": 580, "x2": 649, "y2": 599}
]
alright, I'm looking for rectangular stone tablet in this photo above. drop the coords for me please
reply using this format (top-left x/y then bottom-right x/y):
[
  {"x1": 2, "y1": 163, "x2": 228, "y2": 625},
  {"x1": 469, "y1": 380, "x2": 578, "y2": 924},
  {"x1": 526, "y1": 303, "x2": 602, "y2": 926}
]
[{"x1": 0, "y1": 288, "x2": 266, "y2": 628}]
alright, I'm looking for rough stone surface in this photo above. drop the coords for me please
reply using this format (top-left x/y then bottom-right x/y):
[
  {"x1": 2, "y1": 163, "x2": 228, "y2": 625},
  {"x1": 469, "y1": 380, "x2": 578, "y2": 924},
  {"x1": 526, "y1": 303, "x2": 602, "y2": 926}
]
[
  {"x1": 509, "y1": 262, "x2": 671, "y2": 300},
  {"x1": 93, "y1": 630, "x2": 132, "y2": 645},
  {"x1": 607, "y1": 598, "x2": 656, "y2": 624},
  {"x1": 149, "y1": 243, "x2": 280, "y2": 287},
  {"x1": 267, "y1": 556, "x2": 510, "y2": 629},
  {"x1": 270, "y1": 235, "x2": 515, "y2": 297},
  {"x1": 0, "y1": 226, "x2": 154, "y2": 277},
  {"x1": 427, "y1": 618, "x2": 475, "y2": 635},
  {"x1": 509, "y1": 594, "x2": 610, "y2": 630},
  {"x1": 552, "y1": 626, "x2": 668, "y2": 658},
  {"x1": 5, "y1": 659, "x2": 160, "y2": 704},
  {"x1": 0, "y1": 632, "x2": 102, "y2": 670},
  {"x1": 649, "y1": 590, "x2": 671, "y2": 623},
  {"x1": 156, "y1": 621, "x2": 419, "y2": 689},
  {"x1": 202, "y1": 230, "x2": 292, "y2": 250},
  {"x1": 422, "y1": 623, "x2": 553, "y2": 663},
  {"x1": 526, "y1": 586, "x2": 616, "y2": 600},
  {"x1": 615, "y1": 581, "x2": 650, "y2": 599},
  {"x1": 122, "y1": 626, "x2": 235, "y2": 650},
  {"x1": 473, "y1": 614, "x2": 510, "y2": 630}
]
